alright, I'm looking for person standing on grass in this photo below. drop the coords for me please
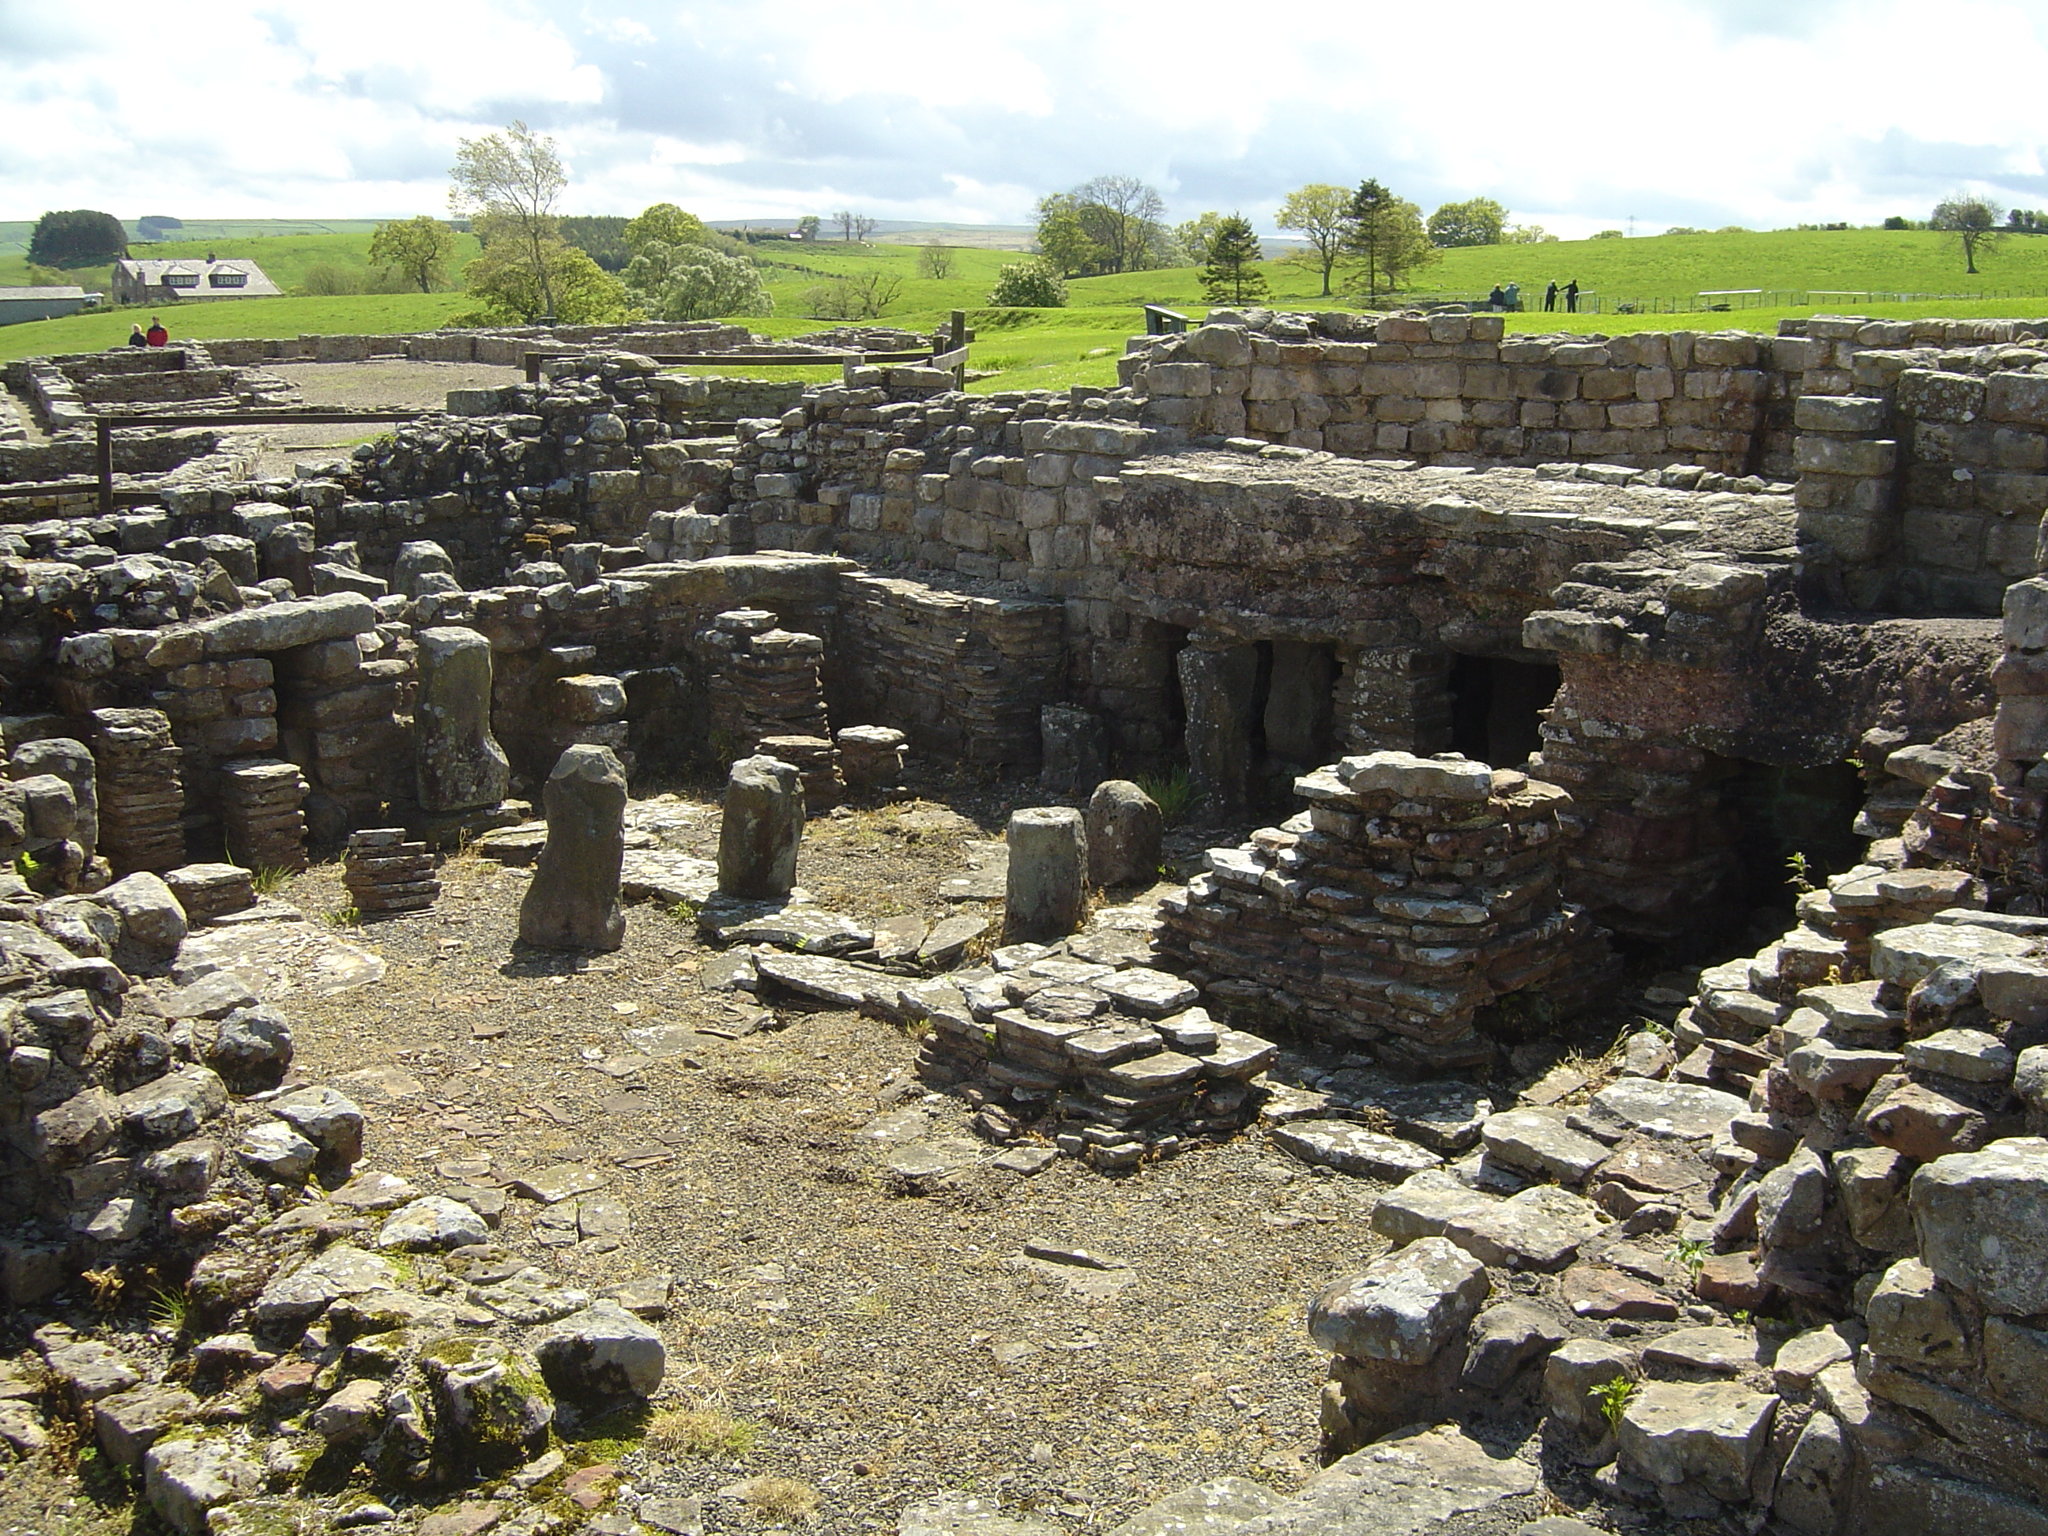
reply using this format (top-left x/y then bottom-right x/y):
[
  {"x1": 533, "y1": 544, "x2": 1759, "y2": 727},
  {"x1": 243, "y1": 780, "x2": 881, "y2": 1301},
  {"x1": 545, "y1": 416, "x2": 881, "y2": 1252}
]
[
  {"x1": 1544, "y1": 280, "x2": 1558, "y2": 312},
  {"x1": 144, "y1": 316, "x2": 168, "y2": 347},
  {"x1": 1504, "y1": 281, "x2": 1521, "y2": 312},
  {"x1": 1564, "y1": 279, "x2": 1580, "y2": 314},
  {"x1": 125, "y1": 324, "x2": 146, "y2": 347}
]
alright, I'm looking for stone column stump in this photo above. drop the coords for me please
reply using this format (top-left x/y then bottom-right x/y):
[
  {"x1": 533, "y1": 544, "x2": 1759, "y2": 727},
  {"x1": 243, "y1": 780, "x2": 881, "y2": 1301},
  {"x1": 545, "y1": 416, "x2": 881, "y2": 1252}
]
[
  {"x1": 1005, "y1": 806, "x2": 1088, "y2": 943},
  {"x1": 518, "y1": 746, "x2": 627, "y2": 952},
  {"x1": 1087, "y1": 780, "x2": 1164, "y2": 887},
  {"x1": 415, "y1": 627, "x2": 511, "y2": 814},
  {"x1": 718, "y1": 756, "x2": 804, "y2": 901}
]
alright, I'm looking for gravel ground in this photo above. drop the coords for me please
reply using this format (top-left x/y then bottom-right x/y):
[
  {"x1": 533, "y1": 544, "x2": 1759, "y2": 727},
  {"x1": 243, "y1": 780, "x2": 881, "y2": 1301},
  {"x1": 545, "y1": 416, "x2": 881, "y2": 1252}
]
[
  {"x1": 270, "y1": 789, "x2": 1379, "y2": 1532},
  {"x1": 238, "y1": 359, "x2": 523, "y2": 478}
]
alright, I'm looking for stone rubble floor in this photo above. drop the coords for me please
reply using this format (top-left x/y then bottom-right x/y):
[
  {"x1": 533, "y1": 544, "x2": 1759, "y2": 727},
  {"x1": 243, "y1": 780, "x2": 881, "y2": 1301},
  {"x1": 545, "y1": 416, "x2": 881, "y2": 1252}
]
[{"x1": 1, "y1": 777, "x2": 1750, "y2": 1536}]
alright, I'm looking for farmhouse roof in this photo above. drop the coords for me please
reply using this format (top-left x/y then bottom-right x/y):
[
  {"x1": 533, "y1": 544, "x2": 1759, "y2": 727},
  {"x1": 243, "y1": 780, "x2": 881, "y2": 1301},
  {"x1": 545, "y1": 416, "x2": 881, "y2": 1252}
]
[
  {"x1": 114, "y1": 258, "x2": 282, "y2": 296},
  {"x1": 0, "y1": 286, "x2": 89, "y2": 300}
]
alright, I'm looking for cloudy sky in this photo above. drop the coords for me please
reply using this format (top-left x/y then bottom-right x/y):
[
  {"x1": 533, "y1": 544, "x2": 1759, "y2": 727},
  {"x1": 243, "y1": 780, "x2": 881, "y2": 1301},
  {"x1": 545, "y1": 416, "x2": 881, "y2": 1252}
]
[{"x1": 4, "y1": 0, "x2": 2046, "y2": 237}]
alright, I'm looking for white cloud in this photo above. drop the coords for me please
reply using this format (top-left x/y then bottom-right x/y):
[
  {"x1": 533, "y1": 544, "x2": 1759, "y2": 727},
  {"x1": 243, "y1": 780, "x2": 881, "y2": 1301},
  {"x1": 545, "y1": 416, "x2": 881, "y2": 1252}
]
[{"x1": 2, "y1": 0, "x2": 2045, "y2": 230}]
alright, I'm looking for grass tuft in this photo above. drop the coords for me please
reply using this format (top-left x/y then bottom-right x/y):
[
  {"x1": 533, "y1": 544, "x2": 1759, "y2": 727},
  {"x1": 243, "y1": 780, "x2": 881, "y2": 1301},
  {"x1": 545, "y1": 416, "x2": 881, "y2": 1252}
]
[
  {"x1": 1135, "y1": 767, "x2": 1195, "y2": 827},
  {"x1": 741, "y1": 1475, "x2": 820, "y2": 1523},
  {"x1": 644, "y1": 1405, "x2": 763, "y2": 1460}
]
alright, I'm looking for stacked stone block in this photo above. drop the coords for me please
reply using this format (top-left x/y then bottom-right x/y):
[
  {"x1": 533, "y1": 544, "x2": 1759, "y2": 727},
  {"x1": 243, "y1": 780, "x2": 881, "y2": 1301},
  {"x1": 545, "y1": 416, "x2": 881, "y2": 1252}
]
[
  {"x1": 1792, "y1": 392, "x2": 1898, "y2": 608},
  {"x1": 835, "y1": 725, "x2": 908, "y2": 794},
  {"x1": 165, "y1": 863, "x2": 257, "y2": 925},
  {"x1": 1156, "y1": 751, "x2": 1613, "y2": 1072},
  {"x1": 89, "y1": 709, "x2": 185, "y2": 875},
  {"x1": 217, "y1": 759, "x2": 308, "y2": 875},
  {"x1": 755, "y1": 734, "x2": 842, "y2": 810},
  {"x1": 836, "y1": 576, "x2": 1065, "y2": 767},
  {"x1": 275, "y1": 631, "x2": 413, "y2": 832},
  {"x1": 342, "y1": 829, "x2": 438, "y2": 916},
  {"x1": 698, "y1": 609, "x2": 840, "y2": 792},
  {"x1": 905, "y1": 959, "x2": 1277, "y2": 1168}
]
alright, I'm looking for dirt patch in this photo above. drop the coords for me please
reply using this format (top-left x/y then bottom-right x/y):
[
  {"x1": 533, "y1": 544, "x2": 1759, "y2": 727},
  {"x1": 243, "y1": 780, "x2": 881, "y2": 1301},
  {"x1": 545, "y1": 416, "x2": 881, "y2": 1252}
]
[{"x1": 235, "y1": 359, "x2": 524, "y2": 479}]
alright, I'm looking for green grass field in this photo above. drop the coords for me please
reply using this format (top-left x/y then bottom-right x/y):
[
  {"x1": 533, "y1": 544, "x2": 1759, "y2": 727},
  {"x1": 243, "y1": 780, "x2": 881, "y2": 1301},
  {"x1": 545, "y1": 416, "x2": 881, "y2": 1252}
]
[{"x1": 6, "y1": 224, "x2": 2048, "y2": 391}]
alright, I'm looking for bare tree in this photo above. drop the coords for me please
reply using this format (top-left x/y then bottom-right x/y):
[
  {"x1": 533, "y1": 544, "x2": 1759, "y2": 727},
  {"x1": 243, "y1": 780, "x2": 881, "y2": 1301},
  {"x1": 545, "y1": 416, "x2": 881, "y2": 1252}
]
[
  {"x1": 833, "y1": 210, "x2": 877, "y2": 243},
  {"x1": 1932, "y1": 193, "x2": 2004, "y2": 274},
  {"x1": 450, "y1": 120, "x2": 567, "y2": 317},
  {"x1": 1069, "y1": 174, "x2": 1167, "y2": 274}
]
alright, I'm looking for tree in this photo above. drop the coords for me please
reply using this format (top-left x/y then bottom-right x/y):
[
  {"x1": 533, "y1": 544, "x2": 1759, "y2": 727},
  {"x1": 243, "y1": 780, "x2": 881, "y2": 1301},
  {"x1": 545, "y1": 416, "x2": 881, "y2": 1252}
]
[
  {"x1": 1932, "y1": 193, "x2": 2004, "y2": 274},
  {"x1": 449, "y1": 120, "x2": 567, "y2": 317},
  {"x1": 622, "y1": 203, "x2": 707, "y2": 259},
  {"x1": 987, "y1": 259, "x2": 1066, "y2": 307},
  {"x1": 802, "y1": 270, "x2": 903, "y2": 320},
  {"x1": 1275, "y1": 183, "x2": 1352, "y2": 297},
  {"x1": 369, "y1": 216, "x2": 456, "y2": 292},
  {"x1": 1072, "y1": 174, "x2": 1168, "y2": 274},
  {"x1": 1882, "y1": 215, "x2": 1913, "y2": 231},
  {"x1": 1173, "y1": 212, "x2": 1226, "y2": 267},
  {"x1": 1590, "y1": 229, "x2": 1624, "y2": 240},
  {"x1": 1200, "y1": 215, "x2": 1269, "y2": 305},
  {"x1": 463, "y1": 236, "x2": 632, "y2": 324},
  {"x1": 917, "y1": 244, "x2": 956, "y2": 280},
  {"x1": 1426, "y1": 197, "x2": 1507, "y2": 248},
  {"x1": 796, "y1": 215, "x2": 822, "y2": 241},
  {"x1": 560, "y1": 216, "x2": 631, "y2": 272},
  {"x1": 1504, "y1": 223, "x2": 1557, "y2": 244},
  {"x1": 833, "y1": 210, "x2": 876, "y2": 242},
  {"x1": 28, "y1": 210, "x2": 127, "y2": 269},
  {"x1": 1342, "y1": 180, "x2": 1435, "y2": 297},
  {"x1": 622, "y1": 242, "x2": 771, "y2": 321},
  {"x1": 1033, "y1": 194, "x2": 1101, "y2": 275},
  {"x1": 1034, "y1": 176, "x2": 1169, "y2": 276}
]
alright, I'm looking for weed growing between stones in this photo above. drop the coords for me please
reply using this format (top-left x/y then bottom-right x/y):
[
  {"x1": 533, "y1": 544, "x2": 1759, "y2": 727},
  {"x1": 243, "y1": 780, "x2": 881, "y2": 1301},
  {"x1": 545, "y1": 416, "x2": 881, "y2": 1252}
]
[{"x1": 1591, "y1": 1375, "x2": 1640, "y2": 1430}]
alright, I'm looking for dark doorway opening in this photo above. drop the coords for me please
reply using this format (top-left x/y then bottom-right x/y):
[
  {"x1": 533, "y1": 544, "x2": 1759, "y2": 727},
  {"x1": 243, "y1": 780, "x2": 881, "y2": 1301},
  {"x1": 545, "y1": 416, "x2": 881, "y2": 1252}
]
[
  {"x1": 1449, "y1": 655, "x2": 1560, "y2": 768},
  {"x1": 1717, "y1": 758, "x2": 1868, "y2": 912}
]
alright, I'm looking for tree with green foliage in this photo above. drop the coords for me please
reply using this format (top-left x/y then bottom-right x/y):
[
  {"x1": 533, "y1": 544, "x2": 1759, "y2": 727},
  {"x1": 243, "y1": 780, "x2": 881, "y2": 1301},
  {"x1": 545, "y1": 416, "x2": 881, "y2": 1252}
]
[
  {"x1": 368, "y1": 215, "x2": 456, "y2": 292},
  {"x1": 1275, "y1": 183, "x2": 1352, "y2": 297},
  {"x1": 1174, "y1": 212, "x2": 1225, "y2": 266},
  {"x1": 1426, "y1": 197, "x2": 1507, "y2": 248},
  {"x1": 560, "y1": 216, "x2": 632, "y2": 272},
  {"x1": 1033, "y1": 193, "x2": 1101, "y2": 276},
  {"x1": 1034, "y1": 176, "x2": 1169, "y2": 276},
  {"x1": 917, "y1": 244, "x2": 956, "y2": 280},
  {"x1": 1343, "y1": 180, "x2": 1434, "y2": 297},
  {"x1": 1504, "y1": 223, "x2": 1557, "y2": 243},
  {"x1": 625, "y1": 202, "x2": 711, "y2": 255},
  {"x1": 1932, "y1": 193, "x2": 2004, "y2": 274},
  {"x1": 449, "y1": 120, "x2": 567, "y2": 317},
  {"x1": 623, "y1": 242, "x2": 771, "y2": 321},
  {"x1": 28, "y1": 210, "x2": 127, "y2": 269},
  {"x1": 1200, "y1": 215, "x2": 1269, "y2": 305},
  {"x1": 796, "y1": 215, "x2": 822, "y2": 241},
  {"x1": 462, "y1": 235, "x2": 632, "y2": 325},
  {"x1": 988, "y1": 259, "x2": 1067, "y2": 307}
]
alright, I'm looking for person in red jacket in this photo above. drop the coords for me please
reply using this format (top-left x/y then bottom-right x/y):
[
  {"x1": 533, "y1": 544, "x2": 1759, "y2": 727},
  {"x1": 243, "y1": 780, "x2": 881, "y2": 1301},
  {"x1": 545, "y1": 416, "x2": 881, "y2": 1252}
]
[{"x1": 144, "y1": 317, "x2": 168, "y2": 347}]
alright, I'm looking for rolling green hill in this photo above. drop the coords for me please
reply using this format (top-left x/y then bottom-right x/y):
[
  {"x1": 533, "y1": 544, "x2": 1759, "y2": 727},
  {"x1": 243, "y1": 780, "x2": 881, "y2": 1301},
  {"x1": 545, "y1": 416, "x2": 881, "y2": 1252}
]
[{"x1": 7, "y1": 225, "x2": 2048, "y2": 392}]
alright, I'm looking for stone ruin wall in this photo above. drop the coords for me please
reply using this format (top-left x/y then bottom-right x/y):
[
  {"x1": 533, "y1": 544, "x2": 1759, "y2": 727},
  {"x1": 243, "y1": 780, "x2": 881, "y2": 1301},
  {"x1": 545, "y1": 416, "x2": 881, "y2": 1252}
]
[{"x1": 3, "y1": 311, "x2": 2048, "y2": 1532}]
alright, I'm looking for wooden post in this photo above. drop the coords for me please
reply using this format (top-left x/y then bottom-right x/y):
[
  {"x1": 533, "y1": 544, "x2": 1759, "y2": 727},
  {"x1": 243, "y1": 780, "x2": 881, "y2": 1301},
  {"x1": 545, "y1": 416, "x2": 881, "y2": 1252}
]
[
  {"x1": 95, "y1": 418, "x2": 113, "y2": 515},
  {"x1": 524, "y1": 351, "x2": 543, "y2": 385},
  {"x1": 949, "y1": 310, "x2": 968, "y2": 352}
]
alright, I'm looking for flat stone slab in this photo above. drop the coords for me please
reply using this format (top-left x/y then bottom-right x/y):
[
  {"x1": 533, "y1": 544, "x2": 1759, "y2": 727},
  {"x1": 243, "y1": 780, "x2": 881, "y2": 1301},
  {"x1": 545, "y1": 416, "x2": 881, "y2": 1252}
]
[
  {"x1": 1641, "y1": 1325, "x2": 1763, "y2": 1377},
  {"x1": 1105, "y1": 1477, "x2": 1285, "y2": 1536},
  {"x1": 1271, "y1": 1120, "x2": 1443, "y2": 1181},
  {"x1": 1243, "y1": 1424, "x2": 1539, "y2": 1535},
  {"x1": 172, "y1": 919, "x2": 384, "y2": 999},
  {"x1": 1481, "y1": 1109, "x2": 1609, "y2": 1183},
  {"x1": 702, "y1": 900, "x2": 870, "y2": 956},
  {"x1": 619, "y1": 851, "x2": 719, "y2": 907},
  {"x1": 1309, "y1": 1236, "x2": 1489, "y2": 1364},
  {"x1": 1320, "y1": 1069, "x2": 1494, "y2": 1153},
  {"x1": 1371, "y1": 1169, "x2": 1604, "y2": 1272},
  {"x1": 1871, "y1": 921, "x2": 2038, "y2": 988},
  {"x1": 1580, "y1": 1078, "x2": 1746, "y2": 1141},
  {"x1": 940, "y1": 841, "x2": 1009, "y2": 902},
  {"x1": 509, "y1": 1164, "x2": 605, "y2": 1204},
  {"x1": 754, "y1": 951, "x2": 902, "y2": 1012}
]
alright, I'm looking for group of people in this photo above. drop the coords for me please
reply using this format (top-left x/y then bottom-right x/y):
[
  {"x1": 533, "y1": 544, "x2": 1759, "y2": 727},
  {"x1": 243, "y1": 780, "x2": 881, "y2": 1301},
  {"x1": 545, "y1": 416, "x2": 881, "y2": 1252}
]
[
  {"x1": 123, "y1": 317, "x2": 170, "y2": 348},
  {"x1": 1479, "y1": 279, "x2": 1582, "y2": 314}
]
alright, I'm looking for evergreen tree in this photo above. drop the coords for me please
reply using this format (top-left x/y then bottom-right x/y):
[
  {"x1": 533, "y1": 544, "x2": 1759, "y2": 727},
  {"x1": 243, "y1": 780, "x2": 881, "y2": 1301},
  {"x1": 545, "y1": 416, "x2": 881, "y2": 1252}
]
[
  {"x1": 1342, "y1": 180, "x2": 1435, "y2": 297},
  {"x1": 1200, "y1": 215, "x2": 1269, "y2": 305},
  {"x1": 28, "y1": 210, "x2": 127, "y2": 268}
]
